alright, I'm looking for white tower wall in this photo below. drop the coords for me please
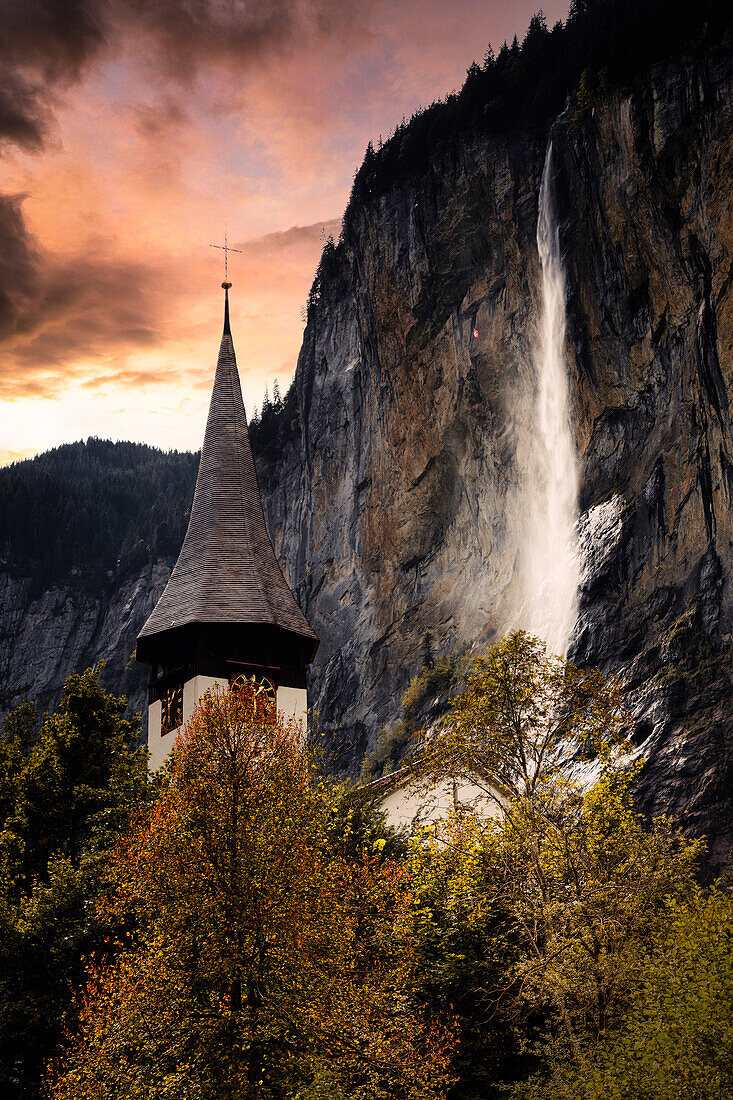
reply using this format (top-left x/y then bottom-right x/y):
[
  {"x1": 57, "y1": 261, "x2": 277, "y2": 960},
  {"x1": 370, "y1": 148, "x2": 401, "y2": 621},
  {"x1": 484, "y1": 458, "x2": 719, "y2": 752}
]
[{"x1": 147, "y1": 677, "x2": 308, "y2": 770}]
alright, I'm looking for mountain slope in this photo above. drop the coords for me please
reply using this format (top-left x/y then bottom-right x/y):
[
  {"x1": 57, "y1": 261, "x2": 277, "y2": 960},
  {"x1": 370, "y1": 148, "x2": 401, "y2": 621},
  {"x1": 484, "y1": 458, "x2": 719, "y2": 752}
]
[{"x1": 0, "y1": 441, "x2": 198, "y2": 721}]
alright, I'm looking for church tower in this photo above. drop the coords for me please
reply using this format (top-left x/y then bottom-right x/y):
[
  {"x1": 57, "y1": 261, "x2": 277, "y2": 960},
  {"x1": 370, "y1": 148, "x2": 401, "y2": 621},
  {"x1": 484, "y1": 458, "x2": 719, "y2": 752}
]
[{"x1": 136, "y1": 281, "x2": 318, "y2": 769}]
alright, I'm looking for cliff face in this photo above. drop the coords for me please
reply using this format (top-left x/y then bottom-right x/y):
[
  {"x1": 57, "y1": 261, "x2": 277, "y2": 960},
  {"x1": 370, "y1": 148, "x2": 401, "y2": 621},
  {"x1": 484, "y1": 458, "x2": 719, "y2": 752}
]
[
  {"x1": 263, "y1": 131, "x2": 545, "y2": 763},
  {"x1": 0, "y1": 562, "x2": 171, "y2": 727},
  {"x1": 558, "y1": 53, "x2": 733, "y2": 865},
  {"x1": 259, "y1": 50, "x2": 733, "y2": 864}
]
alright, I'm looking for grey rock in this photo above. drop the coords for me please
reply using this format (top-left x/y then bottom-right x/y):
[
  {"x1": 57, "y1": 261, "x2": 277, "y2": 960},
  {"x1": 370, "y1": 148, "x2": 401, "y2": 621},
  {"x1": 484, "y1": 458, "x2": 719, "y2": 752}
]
[
  {"x1": 255, "y1": 50, "x2": 733, "y2": 871},
  {"x1": 0, "y1": 561, "x2": 172, "y2": 732}
]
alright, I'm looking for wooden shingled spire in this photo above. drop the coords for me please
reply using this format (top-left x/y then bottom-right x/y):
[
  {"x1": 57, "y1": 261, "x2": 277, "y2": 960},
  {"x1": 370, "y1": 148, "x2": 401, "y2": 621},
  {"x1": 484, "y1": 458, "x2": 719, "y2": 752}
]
[{"x1": 136, "y1": 283, "x2": 317, "y2": 663}]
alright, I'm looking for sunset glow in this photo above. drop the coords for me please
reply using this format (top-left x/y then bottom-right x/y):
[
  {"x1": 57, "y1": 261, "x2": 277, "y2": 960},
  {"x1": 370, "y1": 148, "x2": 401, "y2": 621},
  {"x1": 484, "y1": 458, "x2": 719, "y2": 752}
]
[{"x1": 0, "y1": 0, "x2": 568, "y2": 464}]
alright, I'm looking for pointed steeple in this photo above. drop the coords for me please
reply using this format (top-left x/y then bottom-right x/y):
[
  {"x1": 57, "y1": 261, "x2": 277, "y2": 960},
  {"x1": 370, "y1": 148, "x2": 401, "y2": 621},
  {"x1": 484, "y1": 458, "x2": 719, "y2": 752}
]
[{"x1": 137, "y1": 283, "x2": 317, "y2": 662}]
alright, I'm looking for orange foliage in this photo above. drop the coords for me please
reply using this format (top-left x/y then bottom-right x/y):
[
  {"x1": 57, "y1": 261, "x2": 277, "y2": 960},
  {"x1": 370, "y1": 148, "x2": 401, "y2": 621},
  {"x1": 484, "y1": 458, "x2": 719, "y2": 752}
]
[{"x1": 49, "y1": 688, "x2": 456, "y2": 1100}]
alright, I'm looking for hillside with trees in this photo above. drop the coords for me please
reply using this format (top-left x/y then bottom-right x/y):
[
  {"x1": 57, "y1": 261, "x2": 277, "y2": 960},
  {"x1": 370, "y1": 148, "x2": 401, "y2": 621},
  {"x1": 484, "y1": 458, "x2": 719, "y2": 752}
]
[
  {"x1": 0, "y1": 439, "x2": 199, "y2": 594},
  {"x1": 347, "y1": 0, "x2": 732, "y2": 216}
]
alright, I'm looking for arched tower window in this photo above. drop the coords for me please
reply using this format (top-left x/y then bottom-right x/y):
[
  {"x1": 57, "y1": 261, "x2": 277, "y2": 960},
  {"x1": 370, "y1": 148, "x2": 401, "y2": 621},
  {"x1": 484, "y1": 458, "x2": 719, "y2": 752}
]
[{"x1": 161, "y1": 682, "x2": 183, "y2": 735}]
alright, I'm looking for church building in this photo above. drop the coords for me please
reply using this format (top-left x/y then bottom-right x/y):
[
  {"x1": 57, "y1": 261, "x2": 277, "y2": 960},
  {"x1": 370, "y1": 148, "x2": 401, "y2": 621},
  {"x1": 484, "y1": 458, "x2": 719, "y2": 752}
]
[{"x1": 136, "y1": 280, "x2": 318, "y2": 769}]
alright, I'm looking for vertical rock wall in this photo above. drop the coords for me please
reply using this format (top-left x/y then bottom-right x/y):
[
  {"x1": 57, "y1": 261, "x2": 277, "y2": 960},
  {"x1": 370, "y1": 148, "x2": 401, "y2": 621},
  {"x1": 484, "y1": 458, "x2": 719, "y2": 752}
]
[
  {"x1": 556, "y1": 52, "x2": 733, "y2": 864},
  {"x1": 264, "y1": 134, "x2": 548, "y2": 763},
  {"x1": 259, "y1": 50, "x2": 733, "y2": 866},
  {"x1": 0, "y1": 562, "x2": 171, "y2": 727}
]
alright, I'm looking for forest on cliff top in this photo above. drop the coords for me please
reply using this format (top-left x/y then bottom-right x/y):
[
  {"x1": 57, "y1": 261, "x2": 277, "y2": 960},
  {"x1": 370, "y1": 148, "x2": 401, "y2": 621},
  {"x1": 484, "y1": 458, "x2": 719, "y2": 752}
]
[{"x1": 348, "y1": 0, "x2": 733, "y2": 210}]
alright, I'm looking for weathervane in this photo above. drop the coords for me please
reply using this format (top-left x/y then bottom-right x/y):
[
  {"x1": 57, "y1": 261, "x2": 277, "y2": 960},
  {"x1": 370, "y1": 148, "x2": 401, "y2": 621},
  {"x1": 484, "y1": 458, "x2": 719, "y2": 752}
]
[{"x1": 210, "y1": 229, "x2": 242, "y2": 288}]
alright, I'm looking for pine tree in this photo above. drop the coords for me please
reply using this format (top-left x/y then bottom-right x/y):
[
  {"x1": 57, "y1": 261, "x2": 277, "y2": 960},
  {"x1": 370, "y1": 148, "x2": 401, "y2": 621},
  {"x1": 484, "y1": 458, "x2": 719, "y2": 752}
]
[{"x1": 0, "y1": 667, "x2": 148, "y2": 1099}]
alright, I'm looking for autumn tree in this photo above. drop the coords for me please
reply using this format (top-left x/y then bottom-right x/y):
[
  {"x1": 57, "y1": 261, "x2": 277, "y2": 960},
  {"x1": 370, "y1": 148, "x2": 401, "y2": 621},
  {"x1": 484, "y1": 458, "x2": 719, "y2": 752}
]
[
  {"x1": 405, "y1": 813, "x2": 533, "y2": 1098},
  {"x1": 415, "y1": 631, "x2": 629, "y2": 807},
  {"x1": 0, "y1": 667, "x2": 147, "y2": 1100},
  {"x1": 50, "y1": 688, "x2": 456, "y2": 1100},
  {"x1": 518, "y1": 887, "x2": 733, "y2": 1099},
  {"x1": 411, "y1": 632, "x2": 701, "y2": 1072},
  {"x1": 495, "y1": 767, "x2": 700, "y2": 1061}
]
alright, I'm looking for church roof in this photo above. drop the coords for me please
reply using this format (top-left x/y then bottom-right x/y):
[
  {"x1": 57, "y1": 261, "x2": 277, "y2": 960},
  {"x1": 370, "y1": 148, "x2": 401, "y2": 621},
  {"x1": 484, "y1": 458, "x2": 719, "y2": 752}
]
[{"x1": 137, "y1": 286, "x2": 317, "y2": 653}]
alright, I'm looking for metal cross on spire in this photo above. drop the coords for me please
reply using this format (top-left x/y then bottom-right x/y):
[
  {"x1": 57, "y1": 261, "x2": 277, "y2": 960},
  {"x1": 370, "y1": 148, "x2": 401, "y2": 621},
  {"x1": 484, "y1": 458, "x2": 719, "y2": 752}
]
[{"x1": 210, "y1": 230, "x2": 242, "y2": 285}]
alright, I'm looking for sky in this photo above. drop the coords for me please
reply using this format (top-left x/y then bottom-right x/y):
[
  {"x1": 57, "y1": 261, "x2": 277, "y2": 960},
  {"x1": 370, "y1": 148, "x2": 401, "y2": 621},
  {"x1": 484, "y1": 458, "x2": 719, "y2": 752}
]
[{"x1": 0, "y1": 0, "x2": 569, "y2": 466}]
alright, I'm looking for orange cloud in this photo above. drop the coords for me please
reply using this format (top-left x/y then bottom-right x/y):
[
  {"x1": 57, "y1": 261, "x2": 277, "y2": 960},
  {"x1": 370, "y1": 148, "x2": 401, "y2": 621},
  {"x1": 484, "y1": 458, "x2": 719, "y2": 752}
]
[{"x1": 0, "y1": 0, "x2": 570, "y2": 464}]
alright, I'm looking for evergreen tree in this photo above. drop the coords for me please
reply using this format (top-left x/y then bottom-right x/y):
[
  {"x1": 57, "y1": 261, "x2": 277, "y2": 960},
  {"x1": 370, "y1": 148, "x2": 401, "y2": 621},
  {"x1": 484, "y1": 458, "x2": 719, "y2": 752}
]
[
  {"x1": 347, "y1": 0, "x2": 733, "y2": 217},
  {"x1": 0, "y1": 667, "x2": 148, "y2": 1099},
  {"x1": 0, "y1": 440, "x2": 199, "y2": 592}
]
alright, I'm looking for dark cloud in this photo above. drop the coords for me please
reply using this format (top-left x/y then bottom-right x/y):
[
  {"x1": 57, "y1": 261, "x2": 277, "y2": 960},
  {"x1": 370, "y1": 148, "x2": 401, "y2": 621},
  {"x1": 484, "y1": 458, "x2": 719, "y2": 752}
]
[
  {"x1": 130, "y1": 96, "x2": 191, "y2": 141},
  {"x1": 0, "y1": 0, "x2": 107, "y2": 148},
  {"x1": 0, "y1": 194, "x2": 156, "y2": 368},
  {"x1": 0, "y1": 0, "x2": 106, "y2": 76},
  {"x1": 0, "y1": 4, "x2": 112, "y2": 356},
  {"x1": 120, "y1": 0, "x2": 372, "y2": 78},
  {"x1": 0, "y1": 216, "x2": 339, "y2": 400},
  {"x1": 0, "y1": 195, "x2": 42, "y2": 335},
  {"x1": 0, "y1": 0, "x2": 373, "y2": 150},
  {"x1": 0, "y1": 217, "x2": 183, "y2": 398},
  {"x1": 0, "y1": 1, "x2": 367, "y2": 392}
]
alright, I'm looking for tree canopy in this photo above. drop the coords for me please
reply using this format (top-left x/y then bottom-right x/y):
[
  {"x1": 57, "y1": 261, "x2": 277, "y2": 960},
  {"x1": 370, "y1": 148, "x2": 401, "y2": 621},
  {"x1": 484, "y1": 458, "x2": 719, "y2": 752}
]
[
  {"x1": 2, "y1": 637, "x2": 728, "y2": 1099},
  {"x1": 519, "y1": 887, "x2": 733, "y2": 1099},
  {"x1": 0, "y1": 438, "x2": 198, "y2": 591},
  {"x1": 49, "y1": 689, "x2": 456, "y2": 1100},
  {"x1": 409, "y1": 633, "x2": 702, "y2": 1080},
  {"x1": 0, "y1": 667, "x2": 148, "y2": 1100}
]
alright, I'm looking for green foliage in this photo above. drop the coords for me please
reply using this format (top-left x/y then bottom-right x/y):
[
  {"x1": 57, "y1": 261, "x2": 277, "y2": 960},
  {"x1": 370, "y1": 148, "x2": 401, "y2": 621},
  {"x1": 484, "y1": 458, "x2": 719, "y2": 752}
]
[
  {"x1": 0, "y1": 634, "x2": 724, "y2": 1098},
  {"x1": 516, "y1": 888, "x2": 733, "y2": 1099},
  {"x1": 571, "y1": 68, "x2": 594, "y2": 126},
  {"x1": 402, "y1": 772, "x2": 704, "y2": 1097},
  {"x1": 498, "y1": 768, "x2": 700, "y2": 1047},
  {"x1": 403, "y1": 652, "x2": 467, "y2": 722},
  {"x1": 408, "y1": 632, "x2": 703, "y2": 1093},
  {"x1": 320, "y1": 776, "x2": 407, "y2": 864},
  {"x1": 417, "y1": 630, "x2": 631, "y2": 803},
  {"x1": 0, "y1": 667, "x2": 148, "y2": 1099},
  {"x1": 248, "y1": 378, "x2": 300, "y2": 462},
  {"x1": 306, "y1": 235, "x2": 346, "y2": 320},
  {"x1": 0, "y1": 438, "x2": 198, "y2": 592},
  {"x1": 405, "y1": 817, "x2": 535, "y2": 1098},
  {"x1": 361, "y1": 720, "x2": 411, "y2": 781}
]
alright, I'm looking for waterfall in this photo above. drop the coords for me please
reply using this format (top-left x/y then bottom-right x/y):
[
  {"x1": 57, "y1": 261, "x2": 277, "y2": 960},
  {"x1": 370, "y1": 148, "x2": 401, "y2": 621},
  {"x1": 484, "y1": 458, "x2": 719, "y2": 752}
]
[{"x1": 518, "y1": 141, "x2": 580, "y2": 654}]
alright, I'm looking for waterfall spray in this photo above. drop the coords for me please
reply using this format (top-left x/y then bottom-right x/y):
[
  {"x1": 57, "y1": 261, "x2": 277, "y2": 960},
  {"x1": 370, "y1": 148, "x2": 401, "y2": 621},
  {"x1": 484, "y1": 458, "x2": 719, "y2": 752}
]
[{"x1": 520, "y1": 142, "x2": 580, "y2": 654}]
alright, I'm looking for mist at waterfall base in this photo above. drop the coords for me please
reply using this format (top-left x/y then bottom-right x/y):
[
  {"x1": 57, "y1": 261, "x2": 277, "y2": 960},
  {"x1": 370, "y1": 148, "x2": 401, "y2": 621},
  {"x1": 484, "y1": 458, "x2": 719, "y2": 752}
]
[{"x1": 514, "y1": 143, "x2": 581, "y2": 656}]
